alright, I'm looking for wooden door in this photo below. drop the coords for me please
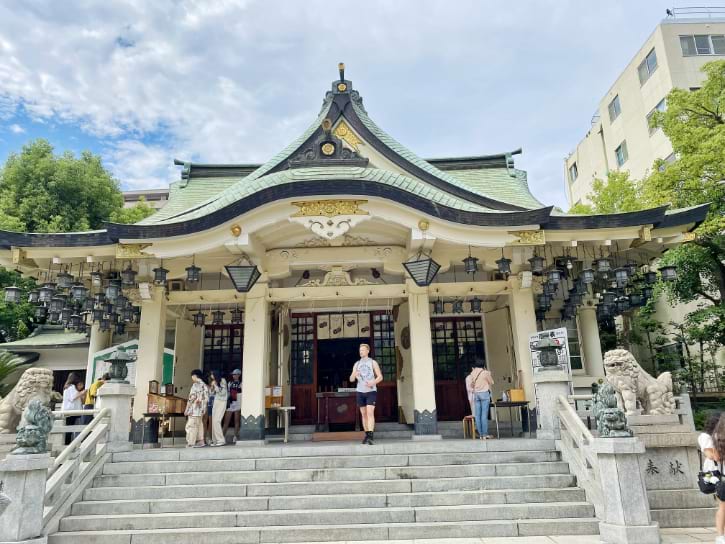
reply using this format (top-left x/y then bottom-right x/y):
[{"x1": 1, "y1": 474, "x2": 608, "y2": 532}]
[
  {"x1": 371, "y1": 311, "x2": 398, "y2": 422},
  {"x1": 290, "y1": 314, "x2": 315, "y2": 424}
]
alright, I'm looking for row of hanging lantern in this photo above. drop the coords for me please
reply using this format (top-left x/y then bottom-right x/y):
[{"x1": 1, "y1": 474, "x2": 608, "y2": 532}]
[
  {"x1": 404, "y1": 245, "x2": 513, "y2": 287},
  {"x1": 531, "y1": 246, "x2": 677, "y2": 324},
  {"x1": 191, "y1": 306, "x2": 244, "y2": 327}
]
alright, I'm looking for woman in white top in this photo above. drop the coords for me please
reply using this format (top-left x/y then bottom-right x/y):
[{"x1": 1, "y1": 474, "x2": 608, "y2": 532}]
[
  {"x1": 62, "y1": 373, "x2": 86, "y2": 444},
  {"x1": 701, "y1": 412, "x2": 722, "y2": 474}
]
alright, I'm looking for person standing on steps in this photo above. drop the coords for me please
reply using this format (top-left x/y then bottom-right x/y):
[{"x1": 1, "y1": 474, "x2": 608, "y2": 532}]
[
  {"x1": 466, "y1": 358, "x2": 495, "y2": 440},
  {"x1": 349, "y1": 343, "x2": 383, "y2": 445},
  {"x1": 185, "y1": 369, "x2": 209, "y2": 448},
  {"x1": 222, "y1": 369, "x2": 242, "y2": 444}
]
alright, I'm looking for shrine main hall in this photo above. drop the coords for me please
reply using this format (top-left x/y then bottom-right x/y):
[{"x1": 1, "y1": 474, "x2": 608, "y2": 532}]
[{"x1": 0, "y1": 65, "x2": 705, "y2": 440}]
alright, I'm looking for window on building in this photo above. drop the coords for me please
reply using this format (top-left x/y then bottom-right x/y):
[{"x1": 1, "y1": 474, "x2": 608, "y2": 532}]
[
  {"x1": 567, "y1": 322, "x2": 584, "y2": 371},
  {"x1": 657, "y1": 152, "x2": 677, "y2": 172},
  {"x1": 637, "y1": 48, "x2": 658, "y2": 84},
  {"x1": 607, "y1": 95, "x2": 622, "y2": 122},
  {"x1": 689, "y1": 86, "x2": 702, "y2": 92},
  {"x1": 290, "y1": 315, "x2": 314, "y2": 385},
  {"x1": 372, "y1": 312, "x2": 396, "y2": 381},
  {"x1": 430, "y1": 317, "x2": 485, "y2": 381},
  {"x1": 646, "y1": 98, "x2": 666, "y2": 135},
  {"x1": 615, "y1": 141, "x2": 628, "y2": 167},
  {"x1": 203, "y1": 323, "x2": 244, "y2": 379},
  {"x1": 680, "y1": 34, "x2": 725, "y2": 56},
  {"x1": 656, "y1": 342, "x2": 685, "y2": 370},
  {"x1": 568, "y1": 162, "x2": 578, "y2": 183}
]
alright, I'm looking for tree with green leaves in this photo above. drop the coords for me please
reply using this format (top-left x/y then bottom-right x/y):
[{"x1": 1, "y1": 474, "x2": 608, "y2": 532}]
[
  {"x1": 110, "y1": 196, "x2": 156, "y2": 224},
  {"x1": 568, "y1": 171, "x2": 641, "y2": 215},
  {"x1": 0, "y1": 349, "x2": 30, "y2": 396},
  {"x1": 0, "y1": 139, "x2": 123, "y2": 232},
  {"x1": 0, "y1": 268, "x2": 37, "y2": 343}
]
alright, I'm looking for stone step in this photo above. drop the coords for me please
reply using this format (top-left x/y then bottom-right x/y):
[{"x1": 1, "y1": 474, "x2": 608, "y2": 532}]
[
  {"x1": 651, "y1": 507, "x2": 718, "y2": 528},
  {"x1": 73, "y1": 487, "x2": 586, "y2": 515},
  {"x1": 60, "y1": 502, "x2": 595, "y2": 532},
  {"x1": 101, "y1": 450, "x2": 560, "y2": 475},
  {"x1": 83, "y1": 473, "x2": 578, "y2": 501},
  {"x1": 110, "y1": 438, "x2": 554, "y2": 463},
  {"x1": 48, "y1": 518, "x2": 600, "y2": 543},
  {"x1": 93, "y1": 461, "x2": 571, "y2": 487}
]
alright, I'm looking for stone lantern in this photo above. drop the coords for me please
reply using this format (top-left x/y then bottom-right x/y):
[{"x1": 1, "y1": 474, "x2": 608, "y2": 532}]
[
  {"x1": 535, "y1": 336, "x2": 561, "y2": 369},
  {"x1": 105, "y1": 349, "x2": 135, "y2": 383}
]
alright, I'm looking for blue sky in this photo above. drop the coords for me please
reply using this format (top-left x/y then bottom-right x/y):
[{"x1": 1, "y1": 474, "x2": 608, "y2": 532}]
[{"x1": 0, "y1": 1, "x2": 711, "y2": 208}]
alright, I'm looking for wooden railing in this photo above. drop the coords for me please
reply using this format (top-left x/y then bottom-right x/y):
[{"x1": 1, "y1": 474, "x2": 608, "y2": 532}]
[
  {"x1": 556, "y1": 395, "x2": 604, "y2": 516},
  {"x1": 43, "y1": 408, "x2": 110, "y2": 530}
]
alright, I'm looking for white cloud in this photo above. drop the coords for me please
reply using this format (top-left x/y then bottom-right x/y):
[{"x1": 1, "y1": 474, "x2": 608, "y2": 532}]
[
  {"x1": 0, "y1": 0, "x2": 680, "y2": 206},
  {"x1": 8, "y1": 123, "x2": 24, "y2": 134}
]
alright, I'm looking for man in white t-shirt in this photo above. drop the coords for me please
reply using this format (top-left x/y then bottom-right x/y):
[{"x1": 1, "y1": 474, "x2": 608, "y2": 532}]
[{"x1": 349, "y1": 344, "x2": 383, "y2": 445}]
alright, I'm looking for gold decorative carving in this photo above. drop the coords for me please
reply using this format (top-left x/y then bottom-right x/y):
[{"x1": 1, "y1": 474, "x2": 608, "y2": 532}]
[
  {"x1": 509, "y1": 230, "x2": 545, "y2": 245},
  {"x1": 230, "y1": 224, "x2": 242, "y2": 237},
  {"x1": 302, "y1": 266, "x2": 376, "y2": 287},
  {"x1": 116, "y1": 243, "x2": 152, "y2": 259},
  {"x1": 333, "y1": 120, "x2": 362, "y2": 151},
  {"x1": 418, "y1": 220, "x2": 430, "y2": 231},
  {"x1": 639, "y1": 226, "x2": 652, "y2": 242},
  {"x1": 682, "y1": 232, "x2": 697, "y2": 242},
  {"x1": 337, "y1": 82, "x2": 347, "y2": 92},
  {"x1": 321, "y1": 143, "x2": 335, "y2": 156},
  {"x1": 291, "y1": 199, "x2": 368, "y2": 218}
]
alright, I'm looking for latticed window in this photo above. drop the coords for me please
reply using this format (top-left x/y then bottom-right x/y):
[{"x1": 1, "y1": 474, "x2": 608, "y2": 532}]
[
  {"x1": 203, "y1": 324, "x2": 243, "y2": 379},
  {"x1": 372, "y1": 312, "x2": 396, "y2": 381},
  {"x1": 431, "y1": 317, "x2": 485, "y2": 381},
  {"x1": 291, "y1": 316, "x2": 314, "y2": 385}
]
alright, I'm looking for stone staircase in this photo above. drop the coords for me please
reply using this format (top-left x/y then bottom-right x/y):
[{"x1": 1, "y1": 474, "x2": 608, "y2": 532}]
[{"x1": 48, "y1": 438, "x2": 599, "y2": 543}]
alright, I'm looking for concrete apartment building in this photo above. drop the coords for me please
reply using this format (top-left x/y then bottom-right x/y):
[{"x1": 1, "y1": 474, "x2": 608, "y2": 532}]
[
  {"x1": 122, "y1": 188, "x2": 169, "y2": 209},
  {"x1": 565, "y1": 15, "x2": 725, "y2": 207}
]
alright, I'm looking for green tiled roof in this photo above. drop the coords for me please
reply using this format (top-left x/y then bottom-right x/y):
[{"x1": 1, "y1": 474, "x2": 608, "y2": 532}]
[
  {"x1": 0, "y1": 325, "x2": 88, "y2": 348},
  {"x1": 150, "y1": 167, "x2": 496, "y2": 225},
  {"x1": 139, "y1": 177, "x2": 239, "y2": 225},
  {"x1": 446, "y1": 167, "x2": 546, "y2": 210}
]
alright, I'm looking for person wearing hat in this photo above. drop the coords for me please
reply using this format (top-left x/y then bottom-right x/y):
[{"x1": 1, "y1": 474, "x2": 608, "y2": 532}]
[{"x1": 222, "y1": 368, "x2": 242, "y2": 443}]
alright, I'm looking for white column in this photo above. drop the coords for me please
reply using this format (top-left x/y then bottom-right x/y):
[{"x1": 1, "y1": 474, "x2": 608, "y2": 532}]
[
  {"x1": 579, "y1": 302, "x2": 605, "y2": 378},
  {"x1": 96, "y1": 382, "x2": 136, "y2": 452},
  {"x1": 84, "y1": 321, "x2": 110, "y2": 384},
  {"x1": 406, "y1": 280, "x2": 439, "y2": 437},
  {"x1": 132, "y1": 285, "x2": 167, "y2": 421},
  {"x1": 508, "y1": 279, "x2": 537, "y2": 408},
  {"x1": 173, "y1": 318, "x2": 203, "y2": 399},
  {"x1": 0, "y1": 453, "x2": 52, "y2": 543},
  {"x1": 239, "y1": 283, "x2": 269, "y2": 442}
]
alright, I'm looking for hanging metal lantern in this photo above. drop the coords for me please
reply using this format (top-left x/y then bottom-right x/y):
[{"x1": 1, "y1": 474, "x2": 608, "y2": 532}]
[
  {"x1": 580, "y1": 268, "x2": 595, "y2": 284},
  {"x1": 537, "y1": 294, "x2": 552, "y2": 310},
  {"x1": 115, "y1": 294, "x2": 128, "y2": 310},
  {"x1": 496, "y1": 256, "x2": 512, "y2": 276},
  {"x1": 615, "y1": 297, "x2": 630, "y2": 314},
  {"x1": 402, "y1": 253, "x2": 440, "y2": 287},
  {"x1": 462, "y1": 254, "x2": 478, "y2": 275},
  {"x1": 642, "y1": 286, "x2": 654, "y2": 300},
  {"x1": 133, "y1": 306, "x2": 141, "y2": 323},
  {"x1": 56, "y1": 270, "x2": 73, "y2": 289},
  {"x1": 122, "y1": 306, "x2": 134, "y2": 322},
  {"x1": 470, "y1": 296, "x2": 482, "y2": 313},
  {"x1": 660, "y1": 265, "x2": 677, "y2": 282},
  {"x1": 102, "y1": 302, "x2": 114, "y2": 316},
  {"x1": 629, "y1": 292, "x2": 643, "y2": 307},
  {"x1": 597, "y1": 304, "x2": 613, "y2": 319},
  {"x1": 105, "y1": 279, "x2": 122, "y2": 302},
  {"x1": 595, "y1": 258, "x2": 611, "y2": 274},
  {"x1": 121, "y1": 264, "x2": 138, "y2": 287},
  {"x1": 212, "y1": 309, "x2": 225, "y2": 325},
  {"x1": 100, "y1": 317, "x2": 112, "y2": 332},
  {"x1": 82, "y1": 297, "x2": 94, "y2": 312},
  {"x1": 69, "y1": 313, "x2": 82, "y2": 329},
  {"x1": 614, "y1": 267, "x2": 629, "y2": 285},
  {"x1": 70, "y1": 283, "x2": 88, "y2": 302},
  {"x1": 230, "y1": 307, "x2": 243, "y2": 324},
  {"x1": 28, "y1": 289, "x2": 40, "y2": 304},
  {"x1": 192, "y1": 310, "x2": 206, "y2": 327},
  {"x1": 644, "y1": 271, "x2": 658, "y2": 285},
  {"x1": 34, "y1": 305, "x2": 48, "y2": 320},
  {"x1": 433, "y1": 298, "x2": 444, "y2": 314},
  {"x1": 542, "y1": 281, "x2": 556, "y2": 296},
  {"x1": 115, "y1": 322, "x2": 126, "y2": 335},
  {"x1": 535, "y1": 309, "x2": 547, "y2": 322},
  {"x1": 546, "y1": 269, "x2": 562, "y2": 285},
  {"x1": 153, "y1": 265, "x2": 169, "y2": 285},
  {"x1": 186, "y1": 263, "x2": 202, "y2": 283},
  {"x1": 624, "y1": 262, "x2": 639, "y2": 277},
  {"x1": 90, "y1": 270, "x2": 103, "y2": 288},
  {"x1": 452, "y1": 299, "x2": 464, "y2": 314},
  {"x1": 528, "y1": 255, "x2": 545, "y2": 275},
  {"x1": 601, "y1": 291, "x2": 616, "y2": 305},
  {"x1": 49, "y1": 295, "x2": 66, "y2": 313},
  {"x1": 38, "y1": 284, "x2": 56, "y2": 303},
  {"x1": 574, "y1": 279, "x2": 587, "y2": 295},
  {"x1": 60, "y1": 307, "x2": 72, "y2": 323},
  {"x1": 4, "y1": 286, "x2": 22, "y2": 304},
  {"x1": 568, "y1": 289, "x2": 583, "y2": 306},
  {"x1": 48, "y1": 311, "x2": 61, "y2": 323},
  {"x1": 92, "y1": 307, "x2": 104, "y2": 322}
]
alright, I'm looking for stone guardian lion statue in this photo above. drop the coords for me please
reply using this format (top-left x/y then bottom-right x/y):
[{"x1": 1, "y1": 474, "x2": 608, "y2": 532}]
[
  {"x1": 603, "y1": 349, "x2": 675, "y2": 416},
  {"x1": 0, "y1": 367, "x2": 54, "y2": 433}
]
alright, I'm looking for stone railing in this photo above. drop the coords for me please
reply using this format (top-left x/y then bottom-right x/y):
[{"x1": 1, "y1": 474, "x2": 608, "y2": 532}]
[
  {"x1": 43, "y1": 408, "x2": 110, "y2": 531},
  {"x1": 556, "y1": 395, "x2": 660, "y2": 544}
]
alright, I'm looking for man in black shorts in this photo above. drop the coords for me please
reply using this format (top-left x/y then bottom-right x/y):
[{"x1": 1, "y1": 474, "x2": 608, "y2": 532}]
[{"x1": 349, "y1": 343, "x2": 383, "y2": 445}]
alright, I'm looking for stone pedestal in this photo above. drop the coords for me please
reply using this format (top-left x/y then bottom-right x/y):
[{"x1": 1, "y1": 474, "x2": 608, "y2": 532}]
[
  {"x1": 96, "y1": 382, "x2": 136, "y2": 453},
  {"x1": 533, "y1": 369, "x2": 570, "y2": 440},
  {"x1": 0, "y1": 453, "x2": 52, "y2": 544},
  {"x1": 593, "y1": 438, "x2": 660, "y2": 544}
]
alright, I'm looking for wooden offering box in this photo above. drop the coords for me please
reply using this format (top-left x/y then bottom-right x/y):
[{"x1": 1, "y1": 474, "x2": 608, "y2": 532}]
[{"x1": 147, "y1": 392, "x2": 186, "y2": 415}]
